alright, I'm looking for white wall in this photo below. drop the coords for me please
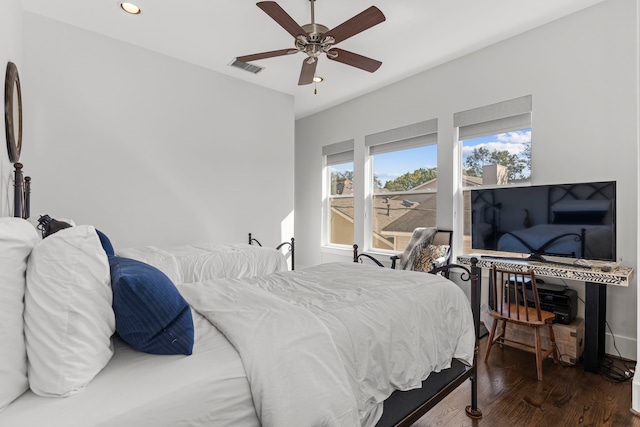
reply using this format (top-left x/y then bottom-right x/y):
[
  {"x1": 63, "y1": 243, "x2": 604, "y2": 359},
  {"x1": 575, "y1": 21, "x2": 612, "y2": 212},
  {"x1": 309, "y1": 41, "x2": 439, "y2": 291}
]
[
  {"x1": 21, "y1": 13, "x2": 295, "y2": 249},
  {"x1": 0, "y1": 0, "x2": 23, "y2": 217},
  {"x1": 295, "y1": 0, "x2": 638, "y2": 360}
]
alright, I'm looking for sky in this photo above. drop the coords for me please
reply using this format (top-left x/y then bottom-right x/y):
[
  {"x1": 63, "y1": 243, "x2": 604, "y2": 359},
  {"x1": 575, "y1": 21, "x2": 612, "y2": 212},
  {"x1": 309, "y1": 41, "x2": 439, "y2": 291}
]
[{"x1": 332, "y1": 129, "x2": 532, "y2": 186}]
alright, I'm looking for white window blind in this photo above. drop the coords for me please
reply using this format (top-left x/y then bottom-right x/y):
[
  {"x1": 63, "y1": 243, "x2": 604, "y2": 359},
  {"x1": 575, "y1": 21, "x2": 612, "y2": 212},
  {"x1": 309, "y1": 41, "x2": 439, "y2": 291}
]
[
  {"x1": 365, "y1": 119, "x2": 438, "y2": 154},
  {"x1": 454, "y1": 95, "x2": 532, "y2": 140},
  {"x1": 323, "y1": 140, "x2": 354, "y2": 165}
]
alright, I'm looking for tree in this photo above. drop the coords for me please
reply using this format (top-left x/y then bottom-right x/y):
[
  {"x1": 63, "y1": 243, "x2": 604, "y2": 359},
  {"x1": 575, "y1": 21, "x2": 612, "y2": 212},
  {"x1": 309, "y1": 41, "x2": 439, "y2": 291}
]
[
  {"x1": 331, "y1": 171, "x2": 383, "y2": 192},
  {"x1": 332, "y1": 170, "x2": 354, "y2": 182},
  {"x1": 331, "y1": 170, "x2": 353, "y2": 195},
  {"x1": 463, "y1": 147, "x2": 492, "y2": 178},
  {"x1": 383, "y1": 167, "x2": 437, "y2": 192},
  {"x1": 522, "y1": 142, "x2": 531, "y2": 174},
  {"x1": 464, "y1": 144, "x2": 530, "y2": 181}
]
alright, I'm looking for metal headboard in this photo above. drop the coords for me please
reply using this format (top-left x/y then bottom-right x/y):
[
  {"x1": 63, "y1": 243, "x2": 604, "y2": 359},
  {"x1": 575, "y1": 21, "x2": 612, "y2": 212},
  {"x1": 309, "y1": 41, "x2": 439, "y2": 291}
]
[{"x1": 13, "y1": 162, "x2": 30, "y2": 219}]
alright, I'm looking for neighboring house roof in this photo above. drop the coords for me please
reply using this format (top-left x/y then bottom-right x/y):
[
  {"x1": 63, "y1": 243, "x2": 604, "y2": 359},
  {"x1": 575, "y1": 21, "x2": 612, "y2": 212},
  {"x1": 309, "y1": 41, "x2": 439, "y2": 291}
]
[
  {"x1": 332, "y1": 175, "x2": 499, "y2": 237},
  {"x1": 462, "y1": 175, "x2": 483, "y2": 186},
  {"x1": 331, "y1": 197, "x2": 354, "y2": 220},
  {"x1": 382, "y1": 195, "x2": 437, "y2": 234},
  {"x1": 382, "y1": 176, "x2": 483, "y2": 233}
]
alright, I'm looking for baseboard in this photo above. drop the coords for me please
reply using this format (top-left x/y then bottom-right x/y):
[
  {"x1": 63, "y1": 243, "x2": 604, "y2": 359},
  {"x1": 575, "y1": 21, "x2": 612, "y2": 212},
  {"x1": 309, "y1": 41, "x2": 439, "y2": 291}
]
[
  {"x1": 632, "y1": 373, "x2": 640, "y2": 413},
  {"x1": 479, "y1": 322, "x2": 488, "y2": 338},
  {"x1": 605, "y1": 332, "x2": 637, "y2": 361}
]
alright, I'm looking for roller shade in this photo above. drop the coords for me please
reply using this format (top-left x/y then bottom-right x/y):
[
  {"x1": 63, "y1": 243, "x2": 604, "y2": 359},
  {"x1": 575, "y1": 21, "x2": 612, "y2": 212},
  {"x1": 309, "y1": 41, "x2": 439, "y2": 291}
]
[
  {"x1": 366, "y1": 119, "x2": 438, "y2": 155},
  {"x1": 454, "y1": 95, "x2": 532, "y2": 140},
  {"x1": 323, "y1": 140, "x2": 354, "y2": 166}
]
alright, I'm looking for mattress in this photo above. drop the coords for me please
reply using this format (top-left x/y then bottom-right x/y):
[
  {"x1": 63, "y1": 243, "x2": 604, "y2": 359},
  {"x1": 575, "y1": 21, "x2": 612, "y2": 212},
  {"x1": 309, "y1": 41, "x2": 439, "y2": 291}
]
[
  {"x1": 116, "y1": 242, "x2": 287, "y2": 284},
  {"x1": 0, "y1": 311, "x2": 259, "y2": 427},
  {"x1": 2, "y1": 263, "x2": 474, "y2": 427}
]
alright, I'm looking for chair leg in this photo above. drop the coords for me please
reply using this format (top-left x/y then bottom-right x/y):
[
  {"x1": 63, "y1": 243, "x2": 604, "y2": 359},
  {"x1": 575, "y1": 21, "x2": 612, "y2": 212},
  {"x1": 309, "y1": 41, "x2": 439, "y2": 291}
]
[
  {"x1": 484, "y1": 318, "x2": 499, "y2": 362},
  {"x1": 547, "y1": 322, "x2": 559, "y2": 363},
  {"x1": 534, "y1": 327, "x2": 543, "y2": 381},
  {"x1": 498, "y1": 320, "x2": 507, "y2": 347}
]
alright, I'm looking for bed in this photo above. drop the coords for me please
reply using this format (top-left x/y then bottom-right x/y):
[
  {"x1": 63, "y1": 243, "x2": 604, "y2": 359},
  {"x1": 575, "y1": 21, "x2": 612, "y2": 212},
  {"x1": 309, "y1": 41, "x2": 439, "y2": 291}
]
[
  {"x1": 1, "y1": 163, "x2": 482, "y2": 426},
  {"x1": 114, "y1": 234, "x2": 294, "y2": 285}
]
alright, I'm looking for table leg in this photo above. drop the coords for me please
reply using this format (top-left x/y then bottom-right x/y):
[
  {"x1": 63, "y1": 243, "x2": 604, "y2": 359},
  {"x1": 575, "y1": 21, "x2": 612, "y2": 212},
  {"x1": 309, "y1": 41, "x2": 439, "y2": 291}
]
[{"x1": 583, "y1": 281, "x2": 607, "y2": 373}]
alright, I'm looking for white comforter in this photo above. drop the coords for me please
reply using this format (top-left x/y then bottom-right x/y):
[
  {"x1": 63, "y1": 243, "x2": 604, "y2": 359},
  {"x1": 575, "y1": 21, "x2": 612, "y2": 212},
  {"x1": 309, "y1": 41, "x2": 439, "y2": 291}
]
[
  {"x1": 178, "y1": 262, "x2": 475, "y2": 427},
  {"x1": 117, "y1": 242, "x2": 287, "y2": 284}
]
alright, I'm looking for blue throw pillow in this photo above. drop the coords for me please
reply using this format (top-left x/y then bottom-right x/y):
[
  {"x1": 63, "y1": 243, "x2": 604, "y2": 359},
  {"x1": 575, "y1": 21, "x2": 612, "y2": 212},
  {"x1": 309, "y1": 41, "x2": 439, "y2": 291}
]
[
  {"x1": 108, "y1": 256, "x2": 193, "y2": 355},
  {"x1": 96, "y1": 229, "x2": 115, "y2": 256}
]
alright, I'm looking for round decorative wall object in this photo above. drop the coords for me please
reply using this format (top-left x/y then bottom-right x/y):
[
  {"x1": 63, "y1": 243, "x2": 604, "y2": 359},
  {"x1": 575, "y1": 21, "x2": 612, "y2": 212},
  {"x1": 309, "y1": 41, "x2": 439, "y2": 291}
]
[{"x1": 4, "y1": 62, "x2": 23, "y2": 162}]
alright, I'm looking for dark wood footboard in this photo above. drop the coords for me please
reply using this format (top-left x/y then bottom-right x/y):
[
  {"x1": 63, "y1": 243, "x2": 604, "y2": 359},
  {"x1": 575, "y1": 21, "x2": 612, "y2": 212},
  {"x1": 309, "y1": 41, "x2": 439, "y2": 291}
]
[{"x1": 248, "y1": 233, "x2": 295, "y2": 270}]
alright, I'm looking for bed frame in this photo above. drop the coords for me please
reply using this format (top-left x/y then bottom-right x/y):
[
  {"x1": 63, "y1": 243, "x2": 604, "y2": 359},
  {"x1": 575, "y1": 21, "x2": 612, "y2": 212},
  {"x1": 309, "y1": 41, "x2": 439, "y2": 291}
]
[
  {"x1": 353, "y1": 246, "x2": 482, "y2": 425},
  {"x1": 12, "y1": 161, "x2": 477, "y2": 423},
  {"x1": 248, "y1": 232, "x2": 295, "y2": 270},
  {"x1": 13, "y1": 162, "x2": 30, "y2": 219}
]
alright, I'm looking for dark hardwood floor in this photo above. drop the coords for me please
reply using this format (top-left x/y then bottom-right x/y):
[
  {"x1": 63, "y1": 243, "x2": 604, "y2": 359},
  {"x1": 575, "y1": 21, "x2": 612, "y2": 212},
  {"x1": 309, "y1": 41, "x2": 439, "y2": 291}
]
[{"x1": 414, "y1": 336, "x2": 639, "y2": 427}]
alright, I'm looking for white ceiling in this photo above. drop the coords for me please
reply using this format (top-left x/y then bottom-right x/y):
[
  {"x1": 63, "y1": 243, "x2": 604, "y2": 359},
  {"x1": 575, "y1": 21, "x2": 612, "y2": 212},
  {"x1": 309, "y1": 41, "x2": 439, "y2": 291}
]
[{"x1": 21, "y1": 0, "x2": 605, "y2": 119}]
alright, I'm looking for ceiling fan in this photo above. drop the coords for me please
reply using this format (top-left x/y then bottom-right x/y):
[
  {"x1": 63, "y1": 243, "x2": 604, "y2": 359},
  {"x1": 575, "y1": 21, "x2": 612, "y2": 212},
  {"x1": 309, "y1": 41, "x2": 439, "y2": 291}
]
[{"x1": 236, "y1": 1, "x2": 385, "y2": 86}]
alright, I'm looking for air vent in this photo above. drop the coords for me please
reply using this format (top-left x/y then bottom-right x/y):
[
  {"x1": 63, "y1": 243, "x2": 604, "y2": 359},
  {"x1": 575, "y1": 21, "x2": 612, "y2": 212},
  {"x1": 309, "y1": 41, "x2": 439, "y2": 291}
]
[{"x1": 229, "y1": 59, "x2": 264, "y2": 74}]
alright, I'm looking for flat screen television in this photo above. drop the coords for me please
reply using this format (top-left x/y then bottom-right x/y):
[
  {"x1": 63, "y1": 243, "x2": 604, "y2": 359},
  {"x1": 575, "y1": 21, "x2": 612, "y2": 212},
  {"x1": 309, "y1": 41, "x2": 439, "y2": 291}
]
[{"x1": 470, "y1": 181, "x2": 616, "y2": 262}]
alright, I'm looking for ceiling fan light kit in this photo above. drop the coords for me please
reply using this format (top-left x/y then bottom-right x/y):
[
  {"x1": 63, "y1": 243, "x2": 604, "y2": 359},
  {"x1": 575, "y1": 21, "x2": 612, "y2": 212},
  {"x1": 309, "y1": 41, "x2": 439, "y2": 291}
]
[{"x1": 235, "y1": 1, "x2": 385, "y2": 86}]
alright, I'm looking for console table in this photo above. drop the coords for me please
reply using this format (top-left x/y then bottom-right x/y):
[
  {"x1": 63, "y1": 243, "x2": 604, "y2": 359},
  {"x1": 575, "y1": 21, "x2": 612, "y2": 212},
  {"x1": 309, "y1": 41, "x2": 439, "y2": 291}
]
[{"x1": 457, "y1": 255, "x2": 634, "y2": 373}]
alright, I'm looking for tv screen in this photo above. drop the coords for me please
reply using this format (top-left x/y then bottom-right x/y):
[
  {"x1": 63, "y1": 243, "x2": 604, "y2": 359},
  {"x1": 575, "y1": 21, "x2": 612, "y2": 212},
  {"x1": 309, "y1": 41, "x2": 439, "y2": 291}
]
[{"x1": 470, "y1": 181, "x2": 616, "y2": 261}]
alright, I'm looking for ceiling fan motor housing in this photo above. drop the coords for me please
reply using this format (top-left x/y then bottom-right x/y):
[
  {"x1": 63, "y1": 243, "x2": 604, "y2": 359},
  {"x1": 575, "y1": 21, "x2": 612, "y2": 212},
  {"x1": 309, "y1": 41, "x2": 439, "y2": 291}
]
[{"x1": 297, "y1": 23, "x2": 336, "y2": 60}]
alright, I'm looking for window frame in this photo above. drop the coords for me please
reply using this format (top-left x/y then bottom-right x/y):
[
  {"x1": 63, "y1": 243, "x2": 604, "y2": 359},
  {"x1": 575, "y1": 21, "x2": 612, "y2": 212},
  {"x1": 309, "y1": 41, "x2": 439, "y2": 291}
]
[
  {"x1": 364, "y1": 119, "x2": 439, "y2": 254},
  {"x1": 455, "y1": 95, "x2": 533, "y2": 256},
  {"x1": 456, "y1": 95, "x2": 533, "y2": 191},
  {"x1": 322, "y1": 140, "x2": 355, "y2": 249}
]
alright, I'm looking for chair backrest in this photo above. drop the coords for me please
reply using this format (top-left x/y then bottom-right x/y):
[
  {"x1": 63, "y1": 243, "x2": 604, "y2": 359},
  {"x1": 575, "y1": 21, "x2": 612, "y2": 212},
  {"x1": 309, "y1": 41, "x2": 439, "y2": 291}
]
[
  {"x1": 431, "y1": 229, "x2": 453, "y2": 258},
  {"x1": 354, "y1": 229, "x2": 454, "y2": 272},
  {"x1": 491, "y1": 266, "x2": 543, "y2": 322},
  {"x1": 400, "y1": 229, "x2": 453, "y2": 272}
]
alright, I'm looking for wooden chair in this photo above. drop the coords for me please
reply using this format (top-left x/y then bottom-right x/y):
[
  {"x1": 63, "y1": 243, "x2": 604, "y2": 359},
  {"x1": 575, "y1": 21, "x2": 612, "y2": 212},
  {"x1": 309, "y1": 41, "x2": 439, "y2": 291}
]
[{"x1": 484, "y1": 266, "x2": 558, "y2": 381}]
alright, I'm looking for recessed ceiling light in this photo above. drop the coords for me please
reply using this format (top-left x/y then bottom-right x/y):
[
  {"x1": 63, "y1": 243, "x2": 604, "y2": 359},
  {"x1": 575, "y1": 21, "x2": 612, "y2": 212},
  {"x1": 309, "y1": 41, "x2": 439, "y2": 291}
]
[{"x1": 120, "y1": 2, "x2": 141, "y2": 15}]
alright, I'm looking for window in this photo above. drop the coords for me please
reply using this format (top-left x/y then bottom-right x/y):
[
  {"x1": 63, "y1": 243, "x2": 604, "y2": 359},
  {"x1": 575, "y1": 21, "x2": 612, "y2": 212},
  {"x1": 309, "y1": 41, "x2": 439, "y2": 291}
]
[
  {"x1": 324, "y1": 140, "x2": 354, "y2": 246},
  {"x1": 455, "y1": 95, "x2": 533, "y2": 254},
  {"x1": 365, "y1": 119, "x2": 438, "y2": 252}
]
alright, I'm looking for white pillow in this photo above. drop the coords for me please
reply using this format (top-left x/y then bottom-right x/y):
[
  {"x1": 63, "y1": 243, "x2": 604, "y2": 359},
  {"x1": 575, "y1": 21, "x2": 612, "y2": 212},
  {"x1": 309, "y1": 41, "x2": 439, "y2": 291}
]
[
  {"x1": 24, "y1": 225, "x2": 115, "y2": 397},
  {"x1": 0, "y1": 218, "x2": 39, "y2": 411}
]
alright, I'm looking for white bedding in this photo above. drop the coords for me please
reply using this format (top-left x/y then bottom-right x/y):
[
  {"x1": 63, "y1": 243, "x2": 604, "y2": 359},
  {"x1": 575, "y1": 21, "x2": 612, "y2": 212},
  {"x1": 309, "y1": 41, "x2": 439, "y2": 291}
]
[
  {"x1": 1, "y1": 262, "x2": 474, "y2": 427},
  {"x1": 0, "y1": 311, "x2": 259, "y2": 426},
  {"x1": 497, "y1": 224, "x2": 613, "y2": 259},
  {"x1": 180, "y1": 262, "x2": 475, "y2": 427},
  {"x1": 116, "y1": 242, "x2": 287, "y2": 284}
]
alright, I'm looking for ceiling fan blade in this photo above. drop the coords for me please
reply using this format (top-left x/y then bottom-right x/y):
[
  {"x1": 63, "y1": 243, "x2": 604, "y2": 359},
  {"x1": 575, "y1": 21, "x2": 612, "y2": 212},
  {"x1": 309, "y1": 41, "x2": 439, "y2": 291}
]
[
  {"x1": 325, "y1": 6, "x2": 385, "y2": 44},
  {"x1": 237, "y1": 49, "x2": 297, "y2": 63},
  {"x1": 257, "y1": 1, "x2": 307, "y2": 39},
  {"x1": 298, "y1": 58, "x2": 318, "y2": 86},
  {"x1": 327, "y1": 48, "x2": 382, "y2": 73}
]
